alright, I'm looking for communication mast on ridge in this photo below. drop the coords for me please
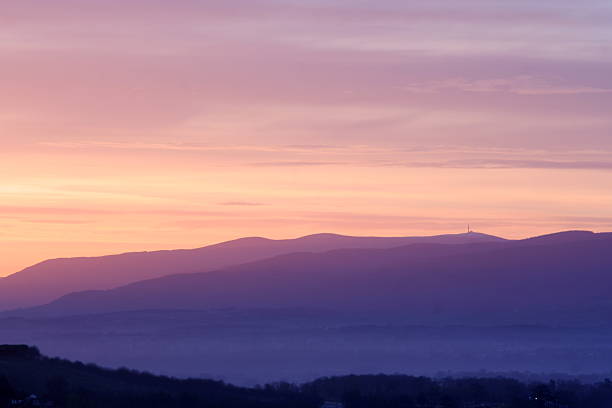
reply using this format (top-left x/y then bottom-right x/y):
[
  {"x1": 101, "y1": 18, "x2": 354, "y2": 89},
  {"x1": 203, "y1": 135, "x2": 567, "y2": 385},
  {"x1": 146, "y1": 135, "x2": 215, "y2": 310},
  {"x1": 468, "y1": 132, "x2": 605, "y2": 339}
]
[{"x1": 467, "y1": 224, "x2": 471, "y2": 233}]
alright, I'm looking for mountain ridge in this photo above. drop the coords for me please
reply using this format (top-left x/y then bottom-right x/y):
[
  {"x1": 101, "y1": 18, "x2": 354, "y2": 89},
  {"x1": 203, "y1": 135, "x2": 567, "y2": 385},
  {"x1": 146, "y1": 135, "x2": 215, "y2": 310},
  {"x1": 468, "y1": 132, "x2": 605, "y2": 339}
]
[
  {"x1": 7, "y1": 231, "x2": 612, "y2": 324},
  {"x1": 0, "y1": 231, "x2": 506, "y2": 311}
]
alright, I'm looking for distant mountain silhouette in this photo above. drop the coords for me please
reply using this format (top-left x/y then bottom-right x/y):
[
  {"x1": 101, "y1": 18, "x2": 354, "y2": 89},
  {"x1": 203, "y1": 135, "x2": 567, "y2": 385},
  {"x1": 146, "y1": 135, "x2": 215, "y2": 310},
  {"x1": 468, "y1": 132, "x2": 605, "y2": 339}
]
[
  {"x1": 0, "y1": 232, "x2": 504, "y2": 310},
  {"x1": 521, "y1": 230, "x2": 597, "y2": 244},
  {"x1": 8, "y1": 231, "x2": 612, "y2": 325}
]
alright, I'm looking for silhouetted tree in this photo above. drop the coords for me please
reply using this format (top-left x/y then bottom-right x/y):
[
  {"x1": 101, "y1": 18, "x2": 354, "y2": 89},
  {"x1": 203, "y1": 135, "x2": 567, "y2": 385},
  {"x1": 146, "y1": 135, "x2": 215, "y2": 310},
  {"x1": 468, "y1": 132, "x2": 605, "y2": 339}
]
[{"x1": 0, "y1": 375, "x2": 16, "y2": 405}]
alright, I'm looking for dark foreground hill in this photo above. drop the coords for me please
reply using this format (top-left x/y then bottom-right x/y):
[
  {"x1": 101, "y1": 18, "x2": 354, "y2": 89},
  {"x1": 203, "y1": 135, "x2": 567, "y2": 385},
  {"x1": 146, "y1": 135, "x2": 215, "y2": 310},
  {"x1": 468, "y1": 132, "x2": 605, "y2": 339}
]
[
  {"x1": 1, "y1": 345, "x2": 612, "y2": 408},
  {"x1": 0, "y1": 345, "x2": 316, "y2": 408},
  {"x1": 13, "y1": 231, "x2": 612, "y2": 325},
  {"x1": 0, "y1": 232, "x2": 504, "y2": 311},
  {"x1": 304, "y1": 374, "x2": 612, "y2": 408}
]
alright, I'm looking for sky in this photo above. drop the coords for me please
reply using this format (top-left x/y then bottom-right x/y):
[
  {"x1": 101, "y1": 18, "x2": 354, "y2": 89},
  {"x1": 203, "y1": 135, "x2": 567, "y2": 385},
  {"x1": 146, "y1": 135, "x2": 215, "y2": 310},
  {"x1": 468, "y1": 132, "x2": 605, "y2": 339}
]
[{"x1": 2, "y1": 0, "x2": 612, "y2": 276}]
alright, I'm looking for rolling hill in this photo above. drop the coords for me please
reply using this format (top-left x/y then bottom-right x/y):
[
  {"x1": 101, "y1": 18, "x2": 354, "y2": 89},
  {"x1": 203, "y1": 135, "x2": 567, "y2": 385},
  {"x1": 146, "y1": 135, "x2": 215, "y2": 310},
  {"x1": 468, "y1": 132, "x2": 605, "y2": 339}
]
[
  {"x1": 3, "y1": 345, "x2": 610, "y2": 407},
  {"x1": 8, "y1": 231, "x2": 611, "y2": 325},
  {"x1": 0, "y1": 345, "x2": 315, "y2": 408},
  {"x1": 0, "y1": 232, "x2": 505, "y2": 311}
]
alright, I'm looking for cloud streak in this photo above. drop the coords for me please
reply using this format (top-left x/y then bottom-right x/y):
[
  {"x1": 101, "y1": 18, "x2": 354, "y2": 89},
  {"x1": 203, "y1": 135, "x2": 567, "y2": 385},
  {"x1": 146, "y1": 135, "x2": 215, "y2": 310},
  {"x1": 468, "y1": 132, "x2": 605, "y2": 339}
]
[
  {"x1": 219, "y1": 202, "x2": 264, "y2": 207},
  {"x1": 39, "y1": 141, "x2": 344, "y2": 153},
  {"x1": 404, "y1": 76, "x2": 612, "y2": 95},
  {"x1": 40, "y1": 141, "x2": 612, "y2": 171},
  {"x1": 250, "y1": 159, "x2": 612, "y2": 170},
  {"x1": 398, "y1": 159, "x2": 612, "y2": 170}
]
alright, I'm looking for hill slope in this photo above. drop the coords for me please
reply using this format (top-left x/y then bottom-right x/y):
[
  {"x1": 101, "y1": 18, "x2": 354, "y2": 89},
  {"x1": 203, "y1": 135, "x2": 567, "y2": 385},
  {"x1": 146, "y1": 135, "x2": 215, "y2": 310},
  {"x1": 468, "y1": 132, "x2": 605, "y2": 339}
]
[
  {"x1": 0, "y1": 232, "x2": 505, "y2": 311},
  {"x1": 0, "y1": 345, "x2": 315, "y2": 408},
  {"x1": 3, "y1": 346, "x2": 611, "y2": 408},
  {"x1": 11, "y1": 231, "x2": 612, "y2": 325}
]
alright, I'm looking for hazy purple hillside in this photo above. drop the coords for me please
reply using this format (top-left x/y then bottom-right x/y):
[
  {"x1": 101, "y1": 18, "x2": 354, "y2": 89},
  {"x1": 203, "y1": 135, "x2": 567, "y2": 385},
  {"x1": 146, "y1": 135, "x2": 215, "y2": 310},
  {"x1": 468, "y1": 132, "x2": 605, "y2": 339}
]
[
  {"x1": 3, "y1": 308, "x2": 612, "y2": 384},
  {"x1": 11, "y1": 231, "x2": 611, "y2": 325},
  {"x1": 0, "y1": 231, "x2": 504, "y2": 310}
]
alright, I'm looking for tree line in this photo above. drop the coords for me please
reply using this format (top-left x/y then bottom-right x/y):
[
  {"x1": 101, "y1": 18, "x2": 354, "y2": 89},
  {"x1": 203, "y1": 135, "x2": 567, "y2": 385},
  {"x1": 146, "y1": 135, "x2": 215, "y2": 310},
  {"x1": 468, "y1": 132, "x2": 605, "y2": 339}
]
[{"x1": 1, "y1": 346, "x2": 611, "y2": 407}]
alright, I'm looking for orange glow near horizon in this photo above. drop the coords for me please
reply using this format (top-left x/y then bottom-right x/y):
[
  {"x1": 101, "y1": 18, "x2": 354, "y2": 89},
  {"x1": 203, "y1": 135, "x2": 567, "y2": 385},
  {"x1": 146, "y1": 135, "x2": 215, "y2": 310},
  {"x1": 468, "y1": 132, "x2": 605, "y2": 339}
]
[{"x1": 2, "y1": 1, "x2": 612, "y2": 276}]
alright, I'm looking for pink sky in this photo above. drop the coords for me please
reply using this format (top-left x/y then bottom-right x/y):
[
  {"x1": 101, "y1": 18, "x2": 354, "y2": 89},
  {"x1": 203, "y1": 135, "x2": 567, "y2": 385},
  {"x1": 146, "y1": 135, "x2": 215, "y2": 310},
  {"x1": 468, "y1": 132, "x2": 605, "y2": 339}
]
[{"x1": 2, "y1": 0, "x2": 612, "y2": 275}]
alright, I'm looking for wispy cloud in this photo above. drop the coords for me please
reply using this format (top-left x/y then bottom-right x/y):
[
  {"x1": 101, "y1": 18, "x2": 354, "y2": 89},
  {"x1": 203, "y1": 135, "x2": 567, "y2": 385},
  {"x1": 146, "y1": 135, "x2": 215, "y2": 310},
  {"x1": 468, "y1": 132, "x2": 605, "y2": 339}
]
[
  {"x1": 38, "y1": 140, "x2": 612, "y2": 171},
  {"x1": 0, "y1": 206, "x2": 117, "y2": 216},
  {"x1": 23, "y1": 219, "x2": 93, "y2": 225},
  {"x1": 404, "y1": 76, "x2": 612, "y2": 95},
  {"x1": 396, "y1": 159, "x2": 612, "y2": 170},
  {"x1": 249, "y1": 161, "x2": 345, "y2": 167},
  {"x1": 167, "y1": 210, "x2": 612, "y2": 235},
  {"x1": 248, "y1": 159, "x2": 612, "y2": 170},
  {"x1": 39, "y1": 141, "x2": 344, "y2": 153},
  {"x1": 0, "y1": 206, "x2": 230, "y2": 217},
  {"x1": 219, "y1": 201, "x2": 264, "y2": 207}
]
